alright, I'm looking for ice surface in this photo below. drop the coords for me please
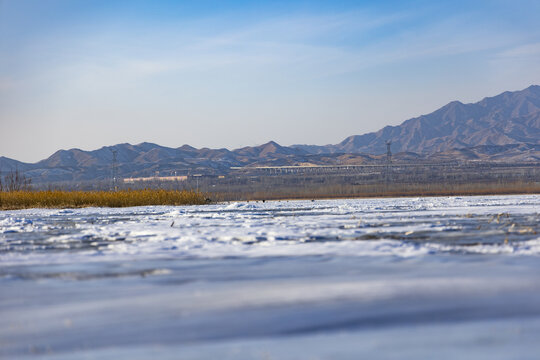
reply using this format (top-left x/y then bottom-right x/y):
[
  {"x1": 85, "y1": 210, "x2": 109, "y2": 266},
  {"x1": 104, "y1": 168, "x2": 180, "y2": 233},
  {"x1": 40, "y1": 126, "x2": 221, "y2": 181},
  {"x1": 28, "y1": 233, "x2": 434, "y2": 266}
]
[
  {"x1": 1, "y1": 195, "x2": 539, "y2": 266},
  {"x1": 1, "y1": 195, "x2": 540, "y2": 358}
]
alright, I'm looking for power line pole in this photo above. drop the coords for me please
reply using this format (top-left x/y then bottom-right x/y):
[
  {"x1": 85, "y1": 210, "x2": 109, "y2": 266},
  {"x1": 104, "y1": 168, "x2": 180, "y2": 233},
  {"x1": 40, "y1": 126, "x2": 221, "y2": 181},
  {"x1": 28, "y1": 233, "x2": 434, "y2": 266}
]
[
  {"x1": 111, "y1": 149, "x2": 118, "y2": 191},
  {"x1": 385, "y1": 140, "x2": 392, "y2": 184}
]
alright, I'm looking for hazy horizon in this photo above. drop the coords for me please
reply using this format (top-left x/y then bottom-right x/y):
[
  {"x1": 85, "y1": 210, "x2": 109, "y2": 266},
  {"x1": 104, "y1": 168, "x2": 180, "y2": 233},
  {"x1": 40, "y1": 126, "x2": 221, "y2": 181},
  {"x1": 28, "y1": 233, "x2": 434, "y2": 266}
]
[
  {"x1": 2, "y1": 0, "x2": 540, "y2": 162},
  {"x1": 2, "y1": 83, "x2": 539, "y2": 163}
]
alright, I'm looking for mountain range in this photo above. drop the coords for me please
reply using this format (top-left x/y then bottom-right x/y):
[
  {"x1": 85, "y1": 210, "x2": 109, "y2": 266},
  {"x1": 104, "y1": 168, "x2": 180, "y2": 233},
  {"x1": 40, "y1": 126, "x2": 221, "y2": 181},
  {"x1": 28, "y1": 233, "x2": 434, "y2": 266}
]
[
  {"x1": 293, "y1": 85, "x2": 540, "y2": 154},
  {"x1": 1, "y1": 85, "x2": 539, "y2": 183}
]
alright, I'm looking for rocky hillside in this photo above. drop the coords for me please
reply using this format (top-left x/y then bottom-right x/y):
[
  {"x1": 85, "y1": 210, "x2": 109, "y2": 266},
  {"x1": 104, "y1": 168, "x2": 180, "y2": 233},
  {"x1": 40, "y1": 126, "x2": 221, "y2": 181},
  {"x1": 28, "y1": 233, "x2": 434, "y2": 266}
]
[{"x1": 294, "y1": 85, "x2": 540, "y2": 154}]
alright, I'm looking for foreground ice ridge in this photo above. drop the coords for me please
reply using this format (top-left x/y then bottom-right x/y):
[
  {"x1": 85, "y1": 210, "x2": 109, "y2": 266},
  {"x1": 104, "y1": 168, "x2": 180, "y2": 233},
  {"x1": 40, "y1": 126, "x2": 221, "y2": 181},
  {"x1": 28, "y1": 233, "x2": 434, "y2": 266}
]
[{"x1": 0, "y1": 195, "x2": 539, "y2": 265}]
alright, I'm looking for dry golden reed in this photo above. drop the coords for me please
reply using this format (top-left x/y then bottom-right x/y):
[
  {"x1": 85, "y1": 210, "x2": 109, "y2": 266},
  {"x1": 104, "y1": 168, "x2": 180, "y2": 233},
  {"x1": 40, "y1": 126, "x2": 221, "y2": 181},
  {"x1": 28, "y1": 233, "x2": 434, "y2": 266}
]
[
  {"x1": 0, "y1": 189, "x2": 207, "y2": 210},
  {"x1": 228, "y1": 181, "x2": 540, "y2": 201}
]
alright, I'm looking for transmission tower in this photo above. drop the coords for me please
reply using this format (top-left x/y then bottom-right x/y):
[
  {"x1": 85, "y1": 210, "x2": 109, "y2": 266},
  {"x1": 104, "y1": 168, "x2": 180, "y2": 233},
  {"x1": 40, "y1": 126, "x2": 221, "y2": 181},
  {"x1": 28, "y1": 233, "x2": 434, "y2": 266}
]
[
  {"x1": 385, "y1": 140, "x2": 392, "y2": 183},
  {"x1": 111, "y1": 149, "x2": 118, "y2": 191}
]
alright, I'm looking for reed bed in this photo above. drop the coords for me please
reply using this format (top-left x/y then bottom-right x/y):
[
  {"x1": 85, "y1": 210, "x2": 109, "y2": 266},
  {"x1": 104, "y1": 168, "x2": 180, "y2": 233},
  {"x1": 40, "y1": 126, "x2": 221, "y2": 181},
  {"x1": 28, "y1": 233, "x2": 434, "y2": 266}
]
[
  {"x1": 0, "y1": 189, "x2": 207, "y2": 210},
  {"x1": 220, "y1": 181, "x2": 540, "y2": 201}
]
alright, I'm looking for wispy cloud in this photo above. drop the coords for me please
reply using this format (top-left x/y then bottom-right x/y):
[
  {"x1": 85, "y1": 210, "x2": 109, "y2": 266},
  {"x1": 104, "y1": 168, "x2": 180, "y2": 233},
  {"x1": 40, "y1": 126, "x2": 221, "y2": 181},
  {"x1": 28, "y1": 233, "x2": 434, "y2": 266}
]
[
  {"x1": 6, "y1": 10, "x2": 410, "y2": 77},
  {"x1": 497, "y1": 42, "x2": 540, "y2": 58},
  {"x1": 55, "y1": 9, "x2": 525, "y2": 81},
  {"x1": 4, "y1": 6, "x2": 534, "y2": 108}
]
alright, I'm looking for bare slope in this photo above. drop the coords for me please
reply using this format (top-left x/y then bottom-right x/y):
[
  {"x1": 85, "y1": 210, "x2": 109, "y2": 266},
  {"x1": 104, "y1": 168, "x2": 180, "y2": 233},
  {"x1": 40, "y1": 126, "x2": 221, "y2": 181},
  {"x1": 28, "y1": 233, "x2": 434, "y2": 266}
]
[{"x1": 294, "y1": 85, "x2": 540, "y2": 154}]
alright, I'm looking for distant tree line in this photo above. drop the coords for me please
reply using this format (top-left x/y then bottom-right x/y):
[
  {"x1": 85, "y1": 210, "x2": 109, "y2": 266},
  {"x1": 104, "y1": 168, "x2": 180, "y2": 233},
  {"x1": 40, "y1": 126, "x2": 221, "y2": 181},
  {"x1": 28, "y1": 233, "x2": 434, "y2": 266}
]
[{"x1": 0, "y1": 168, "x2": 32, "y2": 192}]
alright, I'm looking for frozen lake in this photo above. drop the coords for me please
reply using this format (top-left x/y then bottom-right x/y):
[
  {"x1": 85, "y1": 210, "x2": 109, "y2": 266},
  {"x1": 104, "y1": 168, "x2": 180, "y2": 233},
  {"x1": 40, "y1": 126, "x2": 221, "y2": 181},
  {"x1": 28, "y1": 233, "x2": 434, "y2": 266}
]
[{"x1": 1, "y1": 195, "x2": 540, "y2": 359}]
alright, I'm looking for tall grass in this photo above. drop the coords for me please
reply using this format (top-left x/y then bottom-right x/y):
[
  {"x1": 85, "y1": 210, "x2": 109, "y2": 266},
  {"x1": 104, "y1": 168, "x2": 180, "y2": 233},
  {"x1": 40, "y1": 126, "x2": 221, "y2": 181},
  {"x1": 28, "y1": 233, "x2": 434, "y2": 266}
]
[
  {"x1": 1, "y1": 181, "x2": 537, "y2": 209},
  {"x1": 0, "y1": 189, "x2": 207, "y2": 210},
  {"x1": 216, "y1": 181, "x2": 540, "y2": 201}
]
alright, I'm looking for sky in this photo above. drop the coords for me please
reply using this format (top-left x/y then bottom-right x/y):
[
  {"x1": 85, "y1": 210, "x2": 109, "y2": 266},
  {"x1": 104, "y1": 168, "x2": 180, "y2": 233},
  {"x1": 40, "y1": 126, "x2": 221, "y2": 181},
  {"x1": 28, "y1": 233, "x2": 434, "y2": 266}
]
[{"x1": 1, "y1": 0, "x2": 540, "y2": 162}]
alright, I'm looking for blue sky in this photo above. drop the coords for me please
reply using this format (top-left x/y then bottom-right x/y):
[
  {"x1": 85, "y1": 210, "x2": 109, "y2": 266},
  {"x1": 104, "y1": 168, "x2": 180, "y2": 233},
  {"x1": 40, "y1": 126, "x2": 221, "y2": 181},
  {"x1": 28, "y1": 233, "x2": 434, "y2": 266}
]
[{"x1": 1, "y1": 0, "x2": 540, "y2": 162}]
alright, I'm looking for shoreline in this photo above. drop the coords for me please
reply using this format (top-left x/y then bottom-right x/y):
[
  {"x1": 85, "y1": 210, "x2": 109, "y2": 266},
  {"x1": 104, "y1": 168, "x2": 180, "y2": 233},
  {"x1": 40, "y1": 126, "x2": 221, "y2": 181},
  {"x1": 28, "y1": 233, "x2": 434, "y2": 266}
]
[
  {"x1": 214, "y1": 181, "x2": 540, "y2": 202},
  {"x1": 239, "y1": 191, "x2": 540, "y2": 203},
  {"x1": 1, "y1": 187, "x2": 538, "y2": 210}
]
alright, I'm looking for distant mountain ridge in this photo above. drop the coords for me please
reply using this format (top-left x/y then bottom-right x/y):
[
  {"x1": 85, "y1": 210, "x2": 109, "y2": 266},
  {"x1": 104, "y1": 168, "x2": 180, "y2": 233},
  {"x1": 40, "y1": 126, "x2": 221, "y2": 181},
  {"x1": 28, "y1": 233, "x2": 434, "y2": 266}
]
[
  {"x1": 293, "y1": 85, "x2": 540, "y2": 154},
  {"x1": 1, "y1": 85, "x2": 539, "y2": 183}
]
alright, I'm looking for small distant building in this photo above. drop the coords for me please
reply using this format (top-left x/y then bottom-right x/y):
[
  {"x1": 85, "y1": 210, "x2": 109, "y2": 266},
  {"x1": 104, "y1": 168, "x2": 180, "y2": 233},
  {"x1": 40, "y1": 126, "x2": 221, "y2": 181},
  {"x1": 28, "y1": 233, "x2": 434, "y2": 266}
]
[{"x1": 123, "y1": 175, "x2": 188, "y2": 184}]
